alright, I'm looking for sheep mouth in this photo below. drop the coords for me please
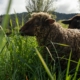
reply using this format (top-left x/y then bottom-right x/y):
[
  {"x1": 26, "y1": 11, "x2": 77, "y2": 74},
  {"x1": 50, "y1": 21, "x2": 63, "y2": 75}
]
[
  {"x1": 19, "y1": 32, "x2": 27, "y2": 36},
  {"x1": 19, "y1": 31, "x2": 34, "y2": 36}
]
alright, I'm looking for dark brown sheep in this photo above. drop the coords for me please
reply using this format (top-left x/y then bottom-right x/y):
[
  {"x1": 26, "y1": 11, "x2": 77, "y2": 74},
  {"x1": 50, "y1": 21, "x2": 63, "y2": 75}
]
[
  {"x1": 62, "y1": 14, "x2": 80, "y2": 29},
  {"x1": 20, "y1": 12, "x2": 80, "y2": 76}
]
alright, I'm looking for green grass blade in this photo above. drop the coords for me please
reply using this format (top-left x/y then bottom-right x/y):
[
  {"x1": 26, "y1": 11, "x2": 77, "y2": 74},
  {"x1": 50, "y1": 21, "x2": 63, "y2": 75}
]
[
  {"x1": 0, "y1": 0, "x2": 12, "y2": 51},
  {"x1": 35, "y1": 47, "x2": 54, "y2": 80},
  {"x1": 66, "y1": 50, "x2": 72, "y2": 80},
  {"x1": 73, "y1": 59, "x2": 80, "y2": 80},
  {"x1": 2, "y1": 0, "x2": 12, "y2": 29}
]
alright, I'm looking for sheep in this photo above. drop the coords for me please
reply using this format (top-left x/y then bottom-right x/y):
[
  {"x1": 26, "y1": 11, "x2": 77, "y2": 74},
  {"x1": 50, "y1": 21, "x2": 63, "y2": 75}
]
[
  {"x1": 62, "y1": 14, "x2": 80, "y2": 29},
  {"x1": 19, "y1": 12, "x2": 80, "y2": 76}
]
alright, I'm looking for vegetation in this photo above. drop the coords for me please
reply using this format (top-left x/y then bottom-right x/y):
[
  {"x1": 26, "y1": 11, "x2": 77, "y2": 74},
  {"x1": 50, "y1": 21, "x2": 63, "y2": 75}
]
[
  {"x1": 26, "y1": 0, "x2": 55, "y2": 12},
  {"x1": 0, "y1": 18, "x2": 80, "y2": 80},
  {"x1": 0, "y1": 0, "x2": 80, "y2": 80}
]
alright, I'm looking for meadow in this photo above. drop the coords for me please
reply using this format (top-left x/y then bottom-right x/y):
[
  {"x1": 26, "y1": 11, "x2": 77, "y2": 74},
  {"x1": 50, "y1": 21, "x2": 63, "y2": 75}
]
[
  {"x1": 0, "y1": 17, "x2": 80, "y2": 80},
  {"x1": 0, "y1": 0, "x2": 80, "y2": 80}
]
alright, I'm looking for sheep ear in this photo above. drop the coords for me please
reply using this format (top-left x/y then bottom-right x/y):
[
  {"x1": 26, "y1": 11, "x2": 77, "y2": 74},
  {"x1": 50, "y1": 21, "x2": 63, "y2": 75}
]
[
  {"x1": 61, "y1": 20, "x2": 71, "y2": 24},
  {"x1": 46, "y1": 19, "x2": 55, "y2": 24}
]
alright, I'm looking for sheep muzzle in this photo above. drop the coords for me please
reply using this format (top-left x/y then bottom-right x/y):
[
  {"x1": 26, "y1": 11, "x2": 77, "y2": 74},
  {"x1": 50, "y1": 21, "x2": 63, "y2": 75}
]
[{"x1": 19, "y1": 22, "x2": 34, "y2": 36}]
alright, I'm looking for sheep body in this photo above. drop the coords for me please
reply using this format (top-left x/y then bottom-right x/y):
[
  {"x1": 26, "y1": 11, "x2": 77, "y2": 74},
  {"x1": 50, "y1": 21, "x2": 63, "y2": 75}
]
[{"x1": 20, "y1": 12, "x2": 80, "y2": 74}]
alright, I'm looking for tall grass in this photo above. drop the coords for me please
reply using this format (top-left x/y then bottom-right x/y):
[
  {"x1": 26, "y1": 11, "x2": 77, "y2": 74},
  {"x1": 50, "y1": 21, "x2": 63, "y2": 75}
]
[{"x1": 0, "y1": 0, "x2": 80, "y2": 80}]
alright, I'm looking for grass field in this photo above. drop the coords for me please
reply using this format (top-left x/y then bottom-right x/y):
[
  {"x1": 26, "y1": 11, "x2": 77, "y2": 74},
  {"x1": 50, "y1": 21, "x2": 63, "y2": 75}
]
[
  {"x1": 0, "y1": 23, "x2": 80, "y2": 80},
  {"x1": 0, "y1": 0, "x2": 80, "y2": 80}
]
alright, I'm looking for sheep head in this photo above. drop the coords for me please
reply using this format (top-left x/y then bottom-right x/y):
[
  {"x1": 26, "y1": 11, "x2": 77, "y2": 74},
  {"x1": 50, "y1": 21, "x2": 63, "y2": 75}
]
[
  {"x1": 62, "y1": 14, "x2": 80, "y2": 29},
  {"x1": 19, "y1": 12, "x2": 55, "y2": 36}
]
